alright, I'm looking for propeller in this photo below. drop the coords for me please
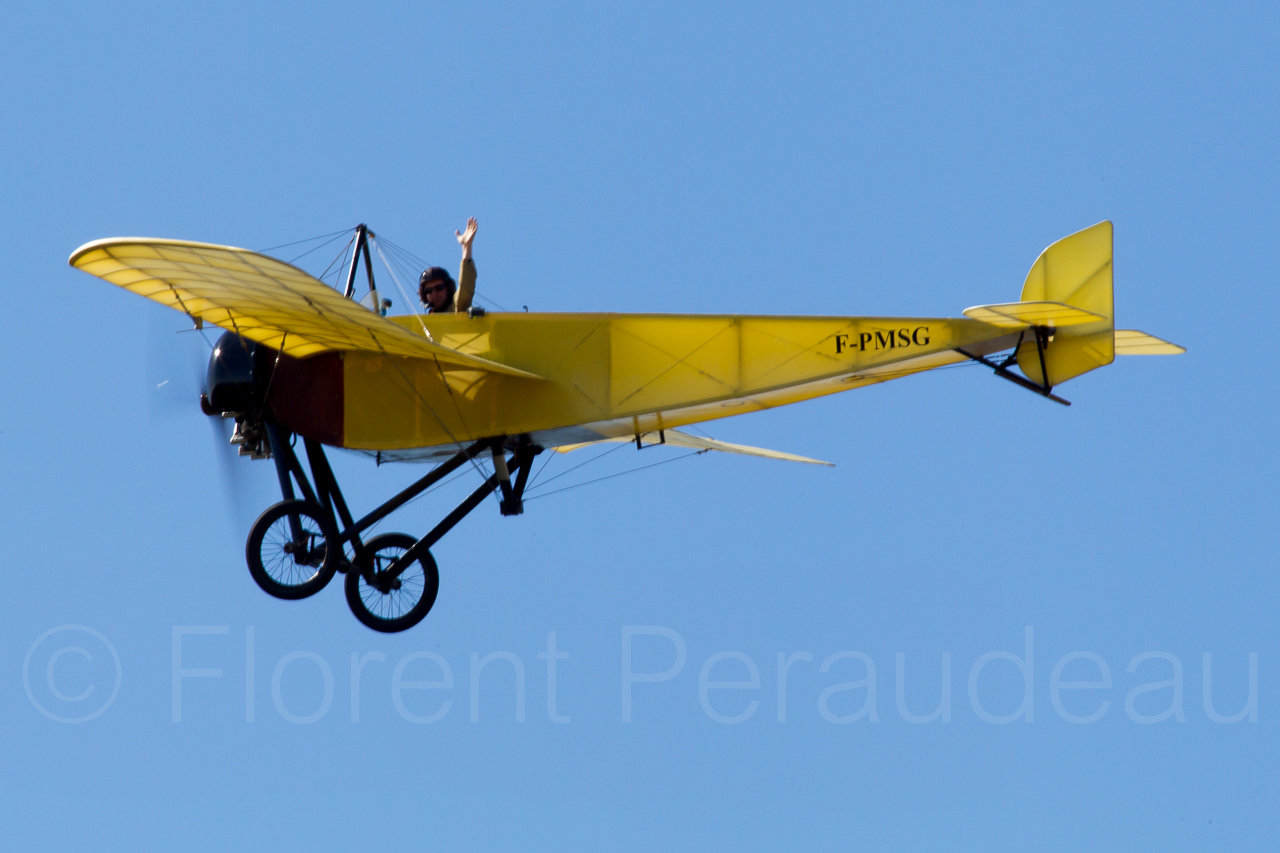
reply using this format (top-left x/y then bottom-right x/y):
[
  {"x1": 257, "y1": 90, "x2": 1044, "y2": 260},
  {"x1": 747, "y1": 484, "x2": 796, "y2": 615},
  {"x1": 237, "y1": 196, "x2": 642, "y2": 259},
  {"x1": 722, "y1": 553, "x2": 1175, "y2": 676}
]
[
  {"x1": 145, "y1": 307, "x2": 208, "y2": 421},
  {"x1": 145, "y1": 308, "x2": 260, "y2": 524}
]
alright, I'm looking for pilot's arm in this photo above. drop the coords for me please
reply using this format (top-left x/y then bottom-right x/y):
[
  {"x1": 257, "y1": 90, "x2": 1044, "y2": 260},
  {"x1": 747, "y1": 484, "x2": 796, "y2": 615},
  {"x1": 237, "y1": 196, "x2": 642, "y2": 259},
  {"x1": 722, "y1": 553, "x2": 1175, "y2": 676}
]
[{"x1": 454, "y1": 217, "x2": 477, "y2": 314}]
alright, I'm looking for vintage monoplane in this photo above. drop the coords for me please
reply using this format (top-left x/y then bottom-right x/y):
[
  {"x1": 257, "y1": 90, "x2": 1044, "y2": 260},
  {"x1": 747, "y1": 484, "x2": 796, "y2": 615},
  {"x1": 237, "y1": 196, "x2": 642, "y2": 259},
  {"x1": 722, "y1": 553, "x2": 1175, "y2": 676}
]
[{"x1": 71, "y1": 220, "x2": 1181, "y2": 632}]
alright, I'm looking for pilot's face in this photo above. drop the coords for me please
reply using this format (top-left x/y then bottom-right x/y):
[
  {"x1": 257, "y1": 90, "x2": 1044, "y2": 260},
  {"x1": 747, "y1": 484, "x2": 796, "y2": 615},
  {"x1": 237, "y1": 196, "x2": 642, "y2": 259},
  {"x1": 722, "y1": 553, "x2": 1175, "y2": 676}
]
[{"x1": 423, "y1": 280, "x2": 449, "y2": 310}]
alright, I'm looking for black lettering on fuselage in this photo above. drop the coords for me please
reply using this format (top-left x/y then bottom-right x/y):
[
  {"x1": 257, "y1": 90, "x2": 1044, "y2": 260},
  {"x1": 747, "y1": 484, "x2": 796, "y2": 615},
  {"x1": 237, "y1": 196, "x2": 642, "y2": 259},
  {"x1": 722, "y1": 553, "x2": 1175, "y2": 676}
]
[{"x1": 842, "y1": 325, "x2": 933, "y2": 354}]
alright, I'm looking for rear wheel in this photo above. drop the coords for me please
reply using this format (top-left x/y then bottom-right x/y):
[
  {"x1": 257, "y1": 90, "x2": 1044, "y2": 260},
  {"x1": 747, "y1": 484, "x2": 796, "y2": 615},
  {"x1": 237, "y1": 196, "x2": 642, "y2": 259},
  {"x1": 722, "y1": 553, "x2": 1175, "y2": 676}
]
[
  {"x1": 344, "y1": 533, "x2": 439, "y2": 633},
  {"x1": 246, "y1": 500, "x2": 337, "y2": 600}
]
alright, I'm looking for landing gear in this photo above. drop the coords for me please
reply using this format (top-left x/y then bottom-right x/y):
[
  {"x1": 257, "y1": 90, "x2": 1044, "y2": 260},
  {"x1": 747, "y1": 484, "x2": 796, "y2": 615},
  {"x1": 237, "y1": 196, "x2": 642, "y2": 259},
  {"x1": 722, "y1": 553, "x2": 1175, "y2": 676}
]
[
  {"x1": 245, "y1": 500, "x2": 337, "y2": 600},
  {"x1": 248, "y1": 424, "x2": 540, "y2": 632},
  {"x1": 344, "y1": 533, "x2": 440, "y2": 633}
]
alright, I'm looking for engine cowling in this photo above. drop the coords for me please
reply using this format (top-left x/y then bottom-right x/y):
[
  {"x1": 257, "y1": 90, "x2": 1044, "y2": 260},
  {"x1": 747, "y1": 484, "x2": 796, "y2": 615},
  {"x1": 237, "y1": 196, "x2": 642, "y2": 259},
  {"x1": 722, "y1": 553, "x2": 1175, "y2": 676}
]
[
  {"x1": 200, "y1": 332, "x2": 261, "y2": 416},
  {"x1": 198, "y1": 331, "x2": 344, "y2": 452},
  {"x1": 199, "y1": 332, "x2": 274, "y2": 459}
]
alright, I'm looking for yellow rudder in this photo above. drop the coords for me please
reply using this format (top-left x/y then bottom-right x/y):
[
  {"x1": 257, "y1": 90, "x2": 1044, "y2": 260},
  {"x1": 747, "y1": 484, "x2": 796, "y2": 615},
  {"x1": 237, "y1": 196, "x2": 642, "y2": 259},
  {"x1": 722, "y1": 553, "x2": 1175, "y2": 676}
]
[{"x1": 1016, "y1": 220, "x2": 1115, "y2": 387}]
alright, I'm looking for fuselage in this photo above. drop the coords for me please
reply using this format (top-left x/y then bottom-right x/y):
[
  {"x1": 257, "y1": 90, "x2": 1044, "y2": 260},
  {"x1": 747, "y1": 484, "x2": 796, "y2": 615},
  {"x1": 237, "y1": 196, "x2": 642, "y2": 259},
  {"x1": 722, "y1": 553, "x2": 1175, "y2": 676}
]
[{"x1": 252, "y1": 312, "x2": 1019, "y2": 452}]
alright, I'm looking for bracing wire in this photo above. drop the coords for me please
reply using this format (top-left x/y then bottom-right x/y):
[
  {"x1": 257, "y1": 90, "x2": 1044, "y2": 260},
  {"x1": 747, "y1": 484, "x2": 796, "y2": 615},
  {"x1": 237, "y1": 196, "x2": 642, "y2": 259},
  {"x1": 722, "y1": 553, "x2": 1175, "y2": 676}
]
[
  {"x1": 523, "y1": 441, "x2": 629, "y2": 494},
  {"x1": 377, "y1": 354, "x2": 500, "y2": 493},
  {"x1": 256, "y1": 228, "x2": 352, "y2": 254},
  {"x1": 378, "y1": 234, "x2": 509, "y2": 312},
  {"x1": 525, "y1": 447, "x2": 557, "y2": 490},
  {"x1": 374, "y1": 240, "x2": 433, "y2": 307},
  {"x1": 317, "y1": 235, "x2": 358, "y2": 287},
  {"x1": 524, "y1": 451, "x2": 707, "y2": 502},
  {"x1": 369, "y1": 236, "x2": 431, "y2": 340},
  {"x1": 355, "y1": 233, "x2": 508, "y2": 498},
  {"x1": 284, "y1": 231, "x2": 354, "y2": 265},
  {"x1": 378, "y1": 241, "x2": 434, "y2": 301}
]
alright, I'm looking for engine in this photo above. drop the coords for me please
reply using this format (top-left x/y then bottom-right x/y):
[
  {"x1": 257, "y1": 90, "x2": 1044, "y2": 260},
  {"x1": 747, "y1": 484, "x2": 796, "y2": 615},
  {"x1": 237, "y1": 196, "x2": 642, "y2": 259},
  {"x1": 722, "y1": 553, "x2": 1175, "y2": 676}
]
[{"x1": 199, "y1": 331, "x2": 272, "y2": 459}]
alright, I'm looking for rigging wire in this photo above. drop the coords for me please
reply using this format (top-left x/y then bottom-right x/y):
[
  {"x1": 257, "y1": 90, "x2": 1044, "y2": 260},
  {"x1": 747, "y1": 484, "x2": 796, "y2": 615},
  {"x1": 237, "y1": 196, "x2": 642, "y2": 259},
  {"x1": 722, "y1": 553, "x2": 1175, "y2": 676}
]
[
  {"x1": 377, "y1": 240, "x2": 435, "y2": 301},
  {"x1": 378, "y1": 234, "x2": 509, "y2": 312},
  {"x1": 317, "y1": 234, "x2": 358, "y2": 287},
  {"x1": 375, "y1": 236, "x2": 432, "y2": 273},
  {"x1": 376, "y1": 353, "x2": 503, "y2": 494},
  {"x1": 525, "y1": 450, "x2": 707, "y2": 502},
  {"x1": 524, "y1": 446, "x2": 558, "y2": 490},
  {"x1": 375, "y1": 241, "x2": 435, "y2": 307},
  {"x1": 284, "y1": 230, "x2": 354, "y2": 265},
  {"x1": 256, "y1": 228, "x2": 352, "y2": 254},
  {"x1": 361, "y1": 235, "x2": 505, "y2": 500},
  {"x1": 524, "y1": 441, "x2": 629, "y2": 494},
  {"x1": 369, "y1": 236, "x2": 431, "y2": 339}
]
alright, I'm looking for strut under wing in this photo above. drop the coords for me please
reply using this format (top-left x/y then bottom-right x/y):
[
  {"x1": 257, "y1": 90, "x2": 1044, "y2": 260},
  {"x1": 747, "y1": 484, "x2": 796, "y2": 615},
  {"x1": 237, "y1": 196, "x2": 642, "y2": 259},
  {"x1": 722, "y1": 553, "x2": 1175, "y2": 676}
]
[{"x1": 70, "y1": 238, "x2": 542, "y2": 379}]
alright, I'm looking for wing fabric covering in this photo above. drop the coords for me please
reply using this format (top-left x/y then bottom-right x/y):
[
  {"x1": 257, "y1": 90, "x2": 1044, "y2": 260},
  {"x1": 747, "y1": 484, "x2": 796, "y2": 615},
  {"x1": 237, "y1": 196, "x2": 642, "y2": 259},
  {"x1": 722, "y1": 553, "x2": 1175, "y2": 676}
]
[
  {"x1": 554, "y1": 428, "x2": 833, "y2": 466},
  {"x1": 69, "y1": 238, "x2": 540, "y2": 378},
  {"x1": 962, "y1": 301, "x2": 1105, "y2": 328},
  {"x1": 1114, "y1": 330, "x2": 1186, "y2": 355}
]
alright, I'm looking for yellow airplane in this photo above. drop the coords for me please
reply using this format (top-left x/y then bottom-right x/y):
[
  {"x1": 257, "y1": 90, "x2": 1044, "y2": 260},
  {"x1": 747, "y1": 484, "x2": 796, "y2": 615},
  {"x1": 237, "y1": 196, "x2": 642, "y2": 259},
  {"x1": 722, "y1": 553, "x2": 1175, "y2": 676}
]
[{"x1": 71, "y1": 220, "x2": 1181, "y2": 632}]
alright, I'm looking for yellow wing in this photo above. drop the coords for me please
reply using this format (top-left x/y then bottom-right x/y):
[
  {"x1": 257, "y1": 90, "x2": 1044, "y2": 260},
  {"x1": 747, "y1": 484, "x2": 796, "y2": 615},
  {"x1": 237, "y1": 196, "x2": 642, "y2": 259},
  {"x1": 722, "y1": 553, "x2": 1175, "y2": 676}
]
[{"x1": 70, "y1": 238, "x2": 541, "y2": 379}]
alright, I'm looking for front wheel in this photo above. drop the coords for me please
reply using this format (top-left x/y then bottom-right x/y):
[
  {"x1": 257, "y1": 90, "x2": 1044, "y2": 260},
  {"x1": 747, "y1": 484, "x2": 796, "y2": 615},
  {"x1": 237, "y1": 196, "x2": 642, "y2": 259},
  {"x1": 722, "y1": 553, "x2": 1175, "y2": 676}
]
[
  {"x1": 246, "y1": 500, "x2": 337, "y2": 600},
  {"x1": 344, "y1": 533, "x2": 439, "y2": 633}
]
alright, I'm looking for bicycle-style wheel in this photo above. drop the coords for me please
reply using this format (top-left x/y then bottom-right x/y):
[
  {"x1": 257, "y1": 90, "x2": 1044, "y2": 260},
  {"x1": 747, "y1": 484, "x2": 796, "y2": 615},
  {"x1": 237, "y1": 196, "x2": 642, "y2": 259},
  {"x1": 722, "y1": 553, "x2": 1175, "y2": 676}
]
[
  {"x1": 344, "y1": 533, "x2": 439, "y2": 633},
  {"x1": 246, "y1": 500, "x2": 337, "y2": 600}
]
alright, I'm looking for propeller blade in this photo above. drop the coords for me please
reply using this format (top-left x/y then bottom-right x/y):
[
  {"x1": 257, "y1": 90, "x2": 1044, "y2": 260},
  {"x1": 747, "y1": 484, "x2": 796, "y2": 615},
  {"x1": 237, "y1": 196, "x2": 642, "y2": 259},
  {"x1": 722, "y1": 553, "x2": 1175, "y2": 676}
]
[
  {"x1": 207, "y1": 412, "x2": 264, "y2": 530},
  {"x1": 145, "y1": 306, "x2": 209, "y2": 420}
]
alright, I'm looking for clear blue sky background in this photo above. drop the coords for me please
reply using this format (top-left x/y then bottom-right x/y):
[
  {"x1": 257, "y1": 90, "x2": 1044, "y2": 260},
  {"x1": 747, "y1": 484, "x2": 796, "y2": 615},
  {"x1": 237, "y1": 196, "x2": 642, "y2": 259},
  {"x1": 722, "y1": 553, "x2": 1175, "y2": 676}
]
[{"x1": 1, "y1": 3, "x2": 1275, "y2": 850}]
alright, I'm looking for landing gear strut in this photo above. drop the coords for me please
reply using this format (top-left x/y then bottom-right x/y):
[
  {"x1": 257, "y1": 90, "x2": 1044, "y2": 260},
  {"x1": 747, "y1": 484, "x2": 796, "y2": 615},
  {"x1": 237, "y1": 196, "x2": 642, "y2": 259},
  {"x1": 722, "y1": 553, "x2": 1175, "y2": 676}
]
[
  {"x1": 244, "y1": 423, "x2": 541, "y2": 632},
  {"x1": 958, "y1": 327, "x2": 1072, "y2": 407}
]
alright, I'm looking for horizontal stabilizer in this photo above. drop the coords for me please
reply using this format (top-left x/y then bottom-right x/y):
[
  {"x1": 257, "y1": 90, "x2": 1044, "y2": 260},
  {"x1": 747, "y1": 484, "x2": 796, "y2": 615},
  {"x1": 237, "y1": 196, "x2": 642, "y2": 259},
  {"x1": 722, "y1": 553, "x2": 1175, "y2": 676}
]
[
  {"x1": 963, "y1": 301, "x2": 1107, "y2": 329},
  {"x1": 555, "y1": 429, "x2": 833, "y2": 466},
  {"x1": 1114, "y1": 330, "x2": 1186, "y2": 355}
]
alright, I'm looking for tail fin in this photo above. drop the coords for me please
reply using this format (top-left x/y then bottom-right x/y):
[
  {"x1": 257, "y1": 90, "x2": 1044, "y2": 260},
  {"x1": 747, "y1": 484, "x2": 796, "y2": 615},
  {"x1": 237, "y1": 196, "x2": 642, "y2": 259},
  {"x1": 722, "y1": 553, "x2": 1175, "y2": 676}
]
[
  {"x1": 1013, "y1": 219, "x2": 1116, "y2": 384},
  {"x1": 1015, "y1": 220, "x2": 1115, "y2": 386},
  {"x1": 961, "y1": 222, "x2": 1182, "y2": 400}
]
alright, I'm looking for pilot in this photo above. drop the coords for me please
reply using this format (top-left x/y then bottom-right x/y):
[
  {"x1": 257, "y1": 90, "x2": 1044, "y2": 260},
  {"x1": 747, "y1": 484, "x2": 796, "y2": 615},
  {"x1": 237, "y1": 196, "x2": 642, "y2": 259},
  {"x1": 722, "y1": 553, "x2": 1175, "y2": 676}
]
[{"x1": 419, "y1": 216, "x2": 478, "y2": 314}]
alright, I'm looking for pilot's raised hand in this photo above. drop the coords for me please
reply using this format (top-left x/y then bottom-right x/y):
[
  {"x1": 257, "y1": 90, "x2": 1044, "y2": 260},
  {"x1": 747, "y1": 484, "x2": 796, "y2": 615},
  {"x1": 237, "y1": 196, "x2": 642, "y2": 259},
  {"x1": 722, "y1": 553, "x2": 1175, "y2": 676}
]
[{"x1": 456, "y1": 217, "x2": 478, "y2": 262}]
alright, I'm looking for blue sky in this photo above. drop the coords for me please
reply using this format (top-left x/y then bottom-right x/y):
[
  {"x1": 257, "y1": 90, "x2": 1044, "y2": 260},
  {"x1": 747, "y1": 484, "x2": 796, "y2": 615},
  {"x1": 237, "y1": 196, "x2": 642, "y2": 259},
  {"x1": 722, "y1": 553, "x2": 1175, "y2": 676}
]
[{"x1": 1, "y1": 3, "x2": 1275, "y2": 850}]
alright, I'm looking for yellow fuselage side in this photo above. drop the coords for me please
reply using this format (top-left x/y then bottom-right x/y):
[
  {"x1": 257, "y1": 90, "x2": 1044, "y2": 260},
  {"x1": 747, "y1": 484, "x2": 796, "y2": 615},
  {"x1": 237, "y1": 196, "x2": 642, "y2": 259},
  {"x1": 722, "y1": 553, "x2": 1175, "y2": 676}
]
[{"x1": 337, "y1": 313, "x2": 1009, "y2": 450}]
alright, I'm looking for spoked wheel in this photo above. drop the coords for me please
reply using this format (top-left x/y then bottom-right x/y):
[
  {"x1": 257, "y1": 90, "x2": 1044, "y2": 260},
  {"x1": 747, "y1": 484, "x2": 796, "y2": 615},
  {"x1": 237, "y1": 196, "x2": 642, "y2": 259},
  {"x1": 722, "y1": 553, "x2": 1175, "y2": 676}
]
[
  {"x1": 344, "y1": 533, "x2": 439, "y2": 633},
  {"x1": 246, "y1": 500, "x2": 337, "y2": 600}
]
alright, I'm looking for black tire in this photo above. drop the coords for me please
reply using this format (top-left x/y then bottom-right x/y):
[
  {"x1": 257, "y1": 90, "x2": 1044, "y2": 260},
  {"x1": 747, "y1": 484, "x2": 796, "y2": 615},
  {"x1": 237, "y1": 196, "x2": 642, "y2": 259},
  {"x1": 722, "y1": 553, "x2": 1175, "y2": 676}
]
[
  {"x1": 245, "y1": 500, "x2": 337, "y2": 600},
  {"x1": 344, "y1": 533, "x2": 439, "y2": 633}
]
